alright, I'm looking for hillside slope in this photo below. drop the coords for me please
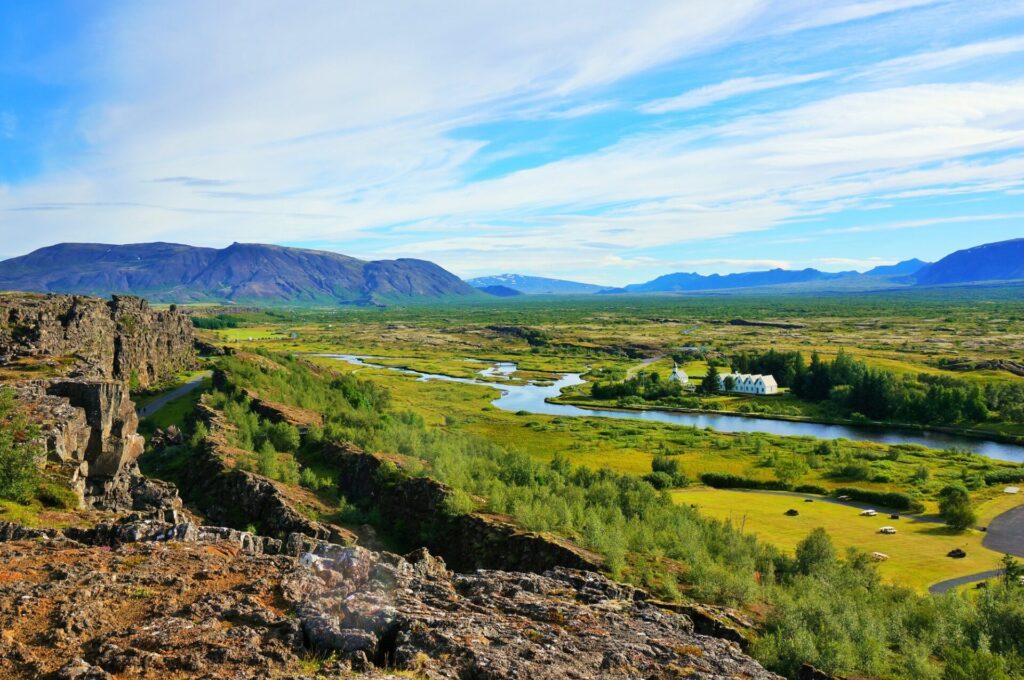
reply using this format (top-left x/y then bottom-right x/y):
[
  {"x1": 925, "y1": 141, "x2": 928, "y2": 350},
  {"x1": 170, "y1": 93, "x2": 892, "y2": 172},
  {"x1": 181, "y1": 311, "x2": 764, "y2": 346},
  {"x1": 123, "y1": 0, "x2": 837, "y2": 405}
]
[
  {"x1": 0, "y1": 242, "x2": 477, "y2": 304},
  {"x1": 915, "y1": 239, "x2": 1024, "y2": 286}
]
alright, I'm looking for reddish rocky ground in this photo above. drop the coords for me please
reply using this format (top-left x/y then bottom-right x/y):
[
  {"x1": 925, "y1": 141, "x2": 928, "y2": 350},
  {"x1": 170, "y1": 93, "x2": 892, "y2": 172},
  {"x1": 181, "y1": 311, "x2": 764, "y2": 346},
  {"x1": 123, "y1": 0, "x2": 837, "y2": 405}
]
[{"x1": 0, "y1": 536, "x2": 780, "y2": 679}]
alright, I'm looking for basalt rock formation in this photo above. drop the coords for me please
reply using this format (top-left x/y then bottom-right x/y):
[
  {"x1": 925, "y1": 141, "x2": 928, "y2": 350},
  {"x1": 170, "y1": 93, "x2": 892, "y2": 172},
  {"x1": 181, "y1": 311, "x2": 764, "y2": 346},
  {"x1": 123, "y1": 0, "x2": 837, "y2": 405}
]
[
  {"x1": 321, "y1": 440, "x2": 605, "y2": 573},
  {"x1": 0, "y1": 293, "x2": 196, "y2": 509},
  {"x1": 0, "y1": 293, "x2": 195, "y2": 386},
  {"x1": 0, "y1": 527, "x2": 782, "y2": 679}
]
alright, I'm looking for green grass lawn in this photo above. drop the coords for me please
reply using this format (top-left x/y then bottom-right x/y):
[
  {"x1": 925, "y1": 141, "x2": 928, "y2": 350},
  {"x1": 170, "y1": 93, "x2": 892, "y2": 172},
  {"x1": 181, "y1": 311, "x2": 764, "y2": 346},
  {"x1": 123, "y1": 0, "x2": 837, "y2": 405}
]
[
  {"x1": 672, "y1": 486, "x2": 1014, "y2": 592},
  {"x1": 210, "y1": 326, "x2": 289, "y2": 342}
]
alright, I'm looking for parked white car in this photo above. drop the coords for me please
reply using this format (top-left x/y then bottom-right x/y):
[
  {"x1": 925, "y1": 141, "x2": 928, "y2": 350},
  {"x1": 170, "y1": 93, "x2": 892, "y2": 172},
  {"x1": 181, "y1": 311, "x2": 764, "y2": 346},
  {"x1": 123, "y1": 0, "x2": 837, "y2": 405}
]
[
  {"x1": 879, "y1": 526, "x2": 897, "y2": 535},
  {"x1": 860, "y1": 509, "x2": 877, "y2": 517}
]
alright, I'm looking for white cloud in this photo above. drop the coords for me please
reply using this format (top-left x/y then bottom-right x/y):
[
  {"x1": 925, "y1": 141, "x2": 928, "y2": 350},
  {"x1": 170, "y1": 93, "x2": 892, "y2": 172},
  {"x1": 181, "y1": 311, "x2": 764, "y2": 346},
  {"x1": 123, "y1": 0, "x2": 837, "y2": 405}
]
[
  {"x1": 776, "y1": 0, "x2": 946, "y2": 33},
  {"x1": 813, "y1": 257, "x2": 896, "y2": 270},
  {"x1": 2, "y1": 1, "x2": 1024, "y2": 280},
  {"x1": 823, "y1": 212, "x2": 1024, "y2": 235},
  {"x1": 641, "y1": 72, "x2": 832, "y2": 113},
  {"x1": 864, "y1": 35, "x2": 1024, "y2": 79}
]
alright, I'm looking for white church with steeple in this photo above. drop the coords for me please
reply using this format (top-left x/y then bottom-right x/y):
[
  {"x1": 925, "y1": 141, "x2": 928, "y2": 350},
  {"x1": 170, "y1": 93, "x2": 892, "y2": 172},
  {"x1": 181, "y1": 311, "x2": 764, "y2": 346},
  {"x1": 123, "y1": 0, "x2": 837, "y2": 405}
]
[{"x1": 669, "y1": 362, "x2": 688, "y2": 384}]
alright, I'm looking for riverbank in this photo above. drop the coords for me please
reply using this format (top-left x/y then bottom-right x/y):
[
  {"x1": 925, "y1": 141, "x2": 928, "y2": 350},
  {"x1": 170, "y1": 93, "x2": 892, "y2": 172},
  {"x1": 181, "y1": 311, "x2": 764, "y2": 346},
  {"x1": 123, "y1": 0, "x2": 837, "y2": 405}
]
[
  {"x1": 552, "y1": 395, "x2": 1024, "y2": 447},
  {"x1": 322, "y1": 353, "x2": 1024, "y2": 463}
]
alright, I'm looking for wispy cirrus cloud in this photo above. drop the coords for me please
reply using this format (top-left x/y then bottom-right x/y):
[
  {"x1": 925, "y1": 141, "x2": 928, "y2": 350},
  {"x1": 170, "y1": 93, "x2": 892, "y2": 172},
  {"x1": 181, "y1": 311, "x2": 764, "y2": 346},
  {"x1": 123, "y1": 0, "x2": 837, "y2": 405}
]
[
  {"x1": 640, "y1": 72, "x2": 833, "y2": 113},
  {"x1": 1, "y1": 0, "x2": 1023, "y2": 277}
]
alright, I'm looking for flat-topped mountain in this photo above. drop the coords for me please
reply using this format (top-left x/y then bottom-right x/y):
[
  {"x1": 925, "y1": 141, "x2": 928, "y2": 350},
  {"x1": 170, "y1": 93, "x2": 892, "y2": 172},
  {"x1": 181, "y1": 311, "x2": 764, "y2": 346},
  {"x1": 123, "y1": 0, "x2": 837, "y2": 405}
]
[{"x1": 0, "y1": 242, "x2": 477, "y2": 305}]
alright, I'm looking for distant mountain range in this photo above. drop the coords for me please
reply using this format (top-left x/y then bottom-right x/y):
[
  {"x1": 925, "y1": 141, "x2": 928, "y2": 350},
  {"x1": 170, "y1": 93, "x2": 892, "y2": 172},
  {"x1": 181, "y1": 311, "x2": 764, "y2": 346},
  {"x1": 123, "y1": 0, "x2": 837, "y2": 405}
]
[
  {"x1": 466, "y1": 274, "x2": 605, "y2": 295},
  {"x1": 0, "y1": 242, "x2": 477, "y2": 305},
  {"x1": 602, "y1": 259, "x2": 931, "y2": 294},
  {"x1": 1, "y1": 238, "x2": 1021, "y2": 304},
  {"x1": 469, "y1": 240, "x2": 1024, "y2": 295}
]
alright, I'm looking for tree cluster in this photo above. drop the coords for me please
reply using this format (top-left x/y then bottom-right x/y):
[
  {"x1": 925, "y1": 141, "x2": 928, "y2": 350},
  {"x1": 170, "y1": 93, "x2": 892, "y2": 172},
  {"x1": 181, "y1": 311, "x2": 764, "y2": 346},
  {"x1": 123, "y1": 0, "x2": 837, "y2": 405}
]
[
  {"x1": 591, "y1": 370, "x2": 684, "y2": 402},
  {"x1": 734, "y1": 349, "x2": 1021, "y2": 425}
]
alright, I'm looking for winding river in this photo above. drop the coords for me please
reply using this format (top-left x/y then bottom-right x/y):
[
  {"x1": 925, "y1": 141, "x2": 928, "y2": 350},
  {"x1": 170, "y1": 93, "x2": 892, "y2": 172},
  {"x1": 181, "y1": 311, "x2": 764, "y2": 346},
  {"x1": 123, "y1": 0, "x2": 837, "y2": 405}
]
[{"x1": 323, "y1": 354, "x2": 1024, "y2": 463}]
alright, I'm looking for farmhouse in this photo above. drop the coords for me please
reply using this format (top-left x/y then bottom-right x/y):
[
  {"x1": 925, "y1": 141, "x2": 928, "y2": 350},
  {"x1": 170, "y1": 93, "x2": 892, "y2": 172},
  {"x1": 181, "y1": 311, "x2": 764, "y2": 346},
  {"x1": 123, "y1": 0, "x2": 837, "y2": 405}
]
[
  {"x1": 669, "y1": 362, "x2": 689, "y2": 384},
  {"x1": 716, "y1": 372, "x2": 779, "y2": 395}
]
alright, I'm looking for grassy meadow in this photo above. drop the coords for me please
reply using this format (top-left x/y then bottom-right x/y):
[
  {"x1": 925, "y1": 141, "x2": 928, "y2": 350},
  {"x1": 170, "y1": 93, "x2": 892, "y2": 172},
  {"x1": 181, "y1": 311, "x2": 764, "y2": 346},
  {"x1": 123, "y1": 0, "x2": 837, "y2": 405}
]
[
  {"x1": 179, "y1": 292, "x2": 1024, "y2": 594},
  {"x1": 671, "y1": 487, "x2": 1004, "y2": 591}
]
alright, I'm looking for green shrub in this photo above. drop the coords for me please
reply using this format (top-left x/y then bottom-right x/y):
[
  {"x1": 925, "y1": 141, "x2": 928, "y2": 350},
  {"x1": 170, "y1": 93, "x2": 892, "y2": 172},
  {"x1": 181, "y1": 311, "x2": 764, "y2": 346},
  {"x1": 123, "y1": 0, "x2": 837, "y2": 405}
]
[
  {"x1": 278, "y1": 457, "x2": 301, "y2": 485},
  {"x1": 35, "y1": 481, "x2": 79, "y2": 510},
  {"x1": 300, "y1": 467, "x2": 334, "y2": 491},
  {"x1": 256, "y1": 441, "x2": 279, "y2": 479},
  {"x1": 985, "y1": 469, "x2": 1024, "y2": 486},
  {"x1": 793, "y1": 484, "x2": 828, "y2": 495},
  {"x1": 266, "y1": 421, "x2": 301, "y2": 452},
  {"x1": 643, "y1": 471, "x2": 675, "y2": 489},
  {"x1": 701, "y1": 472, "x2": 790, "y2": 491},
  {"x1": 442, "y1": 488, "x2": 476, "y2": 516},
  {"x1": 0, "y1": 389, "x2": 41, "y2": 503}
]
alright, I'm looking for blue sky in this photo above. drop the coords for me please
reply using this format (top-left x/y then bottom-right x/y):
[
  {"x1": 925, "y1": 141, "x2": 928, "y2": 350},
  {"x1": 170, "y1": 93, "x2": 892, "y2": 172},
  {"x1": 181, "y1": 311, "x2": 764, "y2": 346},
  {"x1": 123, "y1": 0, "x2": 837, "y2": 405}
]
[{"x1": 1, "y1": 1, "x2": 1024, "y2": 285}]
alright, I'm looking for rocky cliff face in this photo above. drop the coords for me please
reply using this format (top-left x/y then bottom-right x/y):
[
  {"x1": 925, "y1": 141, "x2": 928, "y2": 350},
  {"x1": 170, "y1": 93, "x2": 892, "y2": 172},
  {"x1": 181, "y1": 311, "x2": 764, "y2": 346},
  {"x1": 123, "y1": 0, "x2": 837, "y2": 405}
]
[
  {"x1": 0, "y1": 293, "x2": 195, "y2": 386},
  {"x1": 321, "y1": 440, "x2": 605, "y2": 573},
  {"x1": 0, "y1": 293, "x2": 196, "y2": 509}
]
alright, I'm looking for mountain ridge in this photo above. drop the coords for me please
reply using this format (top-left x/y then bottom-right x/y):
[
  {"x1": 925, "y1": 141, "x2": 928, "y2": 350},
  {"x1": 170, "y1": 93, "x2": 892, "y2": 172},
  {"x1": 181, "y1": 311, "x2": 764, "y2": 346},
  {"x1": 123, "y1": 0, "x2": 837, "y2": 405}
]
[
  {"x1": 914, "y1": 239, "x2": 1024, "y2": 286},
  {"x1": 0, "y1": 242, "x2": 477, "y2": 305},
  {"x1": 466, "y1": 273, "x2": 605, "y2": 295}
]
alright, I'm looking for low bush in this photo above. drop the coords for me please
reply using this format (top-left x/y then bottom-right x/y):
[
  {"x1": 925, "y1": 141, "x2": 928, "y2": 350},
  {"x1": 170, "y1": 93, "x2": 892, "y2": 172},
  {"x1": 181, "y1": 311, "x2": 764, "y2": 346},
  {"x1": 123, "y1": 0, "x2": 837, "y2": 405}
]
[
  {"x1": 35, "y1": 481, "x2": 79, "y2": 510},
  {"x1": 830, "y1": 487, "x2": 924, "y2": 513},
  {"x1": 985, "y1": 469, "x2": 1024, "y2": 486},
  {"x1": 0, "y1": 388, "x2": 42, "y2": 503},
  {"x1": 700, "y1": 472, "x2": 791, "y2": 491}
]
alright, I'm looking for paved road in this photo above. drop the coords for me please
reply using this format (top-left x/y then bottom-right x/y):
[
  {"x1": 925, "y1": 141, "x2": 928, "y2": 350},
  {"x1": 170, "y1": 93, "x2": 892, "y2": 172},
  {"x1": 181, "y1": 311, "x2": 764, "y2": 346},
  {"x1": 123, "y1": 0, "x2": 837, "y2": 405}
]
[
  {"x1": 929, "y1": 569, "x2": 1004, "y2": 594},
  {"x1": 137, "y1": 371, "x2": 212, "y2": 418},
  {"x1": 983, "y1": 503, "x2": 1024, "y2": 557},
  {"x1": 926, "y1": 503, "x2": 1024, "y2": 594}
]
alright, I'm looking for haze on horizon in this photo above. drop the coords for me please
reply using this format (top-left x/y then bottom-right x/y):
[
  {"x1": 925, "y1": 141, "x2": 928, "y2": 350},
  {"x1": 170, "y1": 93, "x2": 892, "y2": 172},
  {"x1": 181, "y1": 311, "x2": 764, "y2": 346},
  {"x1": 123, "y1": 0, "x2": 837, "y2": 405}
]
[{"x1": 2, "y1": 1, "x2": 1024, "y2": 286}]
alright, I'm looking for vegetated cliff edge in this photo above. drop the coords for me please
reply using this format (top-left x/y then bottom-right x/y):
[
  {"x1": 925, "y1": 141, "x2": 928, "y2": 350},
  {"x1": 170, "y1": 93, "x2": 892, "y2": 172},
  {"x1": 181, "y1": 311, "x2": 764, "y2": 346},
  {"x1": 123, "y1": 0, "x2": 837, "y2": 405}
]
[
  {"x1": 0, "y1": 293, "x2": 196, "y2": 509},
  {"x1": 0, "y1": 293, "x2": 783, "y2": 679}
]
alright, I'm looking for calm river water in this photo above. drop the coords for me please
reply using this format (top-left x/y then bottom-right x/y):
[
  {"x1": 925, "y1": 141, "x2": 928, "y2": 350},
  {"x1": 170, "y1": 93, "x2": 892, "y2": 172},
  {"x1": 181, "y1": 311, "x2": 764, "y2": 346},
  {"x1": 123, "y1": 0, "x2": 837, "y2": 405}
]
[{"x1": 322, "y1": 354, "x2": 1024, "y2": 463}]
